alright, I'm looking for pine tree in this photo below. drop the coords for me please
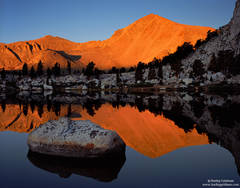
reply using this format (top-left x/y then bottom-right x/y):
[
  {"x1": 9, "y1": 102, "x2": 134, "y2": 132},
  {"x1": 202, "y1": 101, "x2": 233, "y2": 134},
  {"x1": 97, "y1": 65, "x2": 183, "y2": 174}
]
[
  {"x1": 67, "y1": 61, "x2": 71, "y2": 75},
  {"x1": 47, "y1": 67, "x2": 52, "y2": 78},
  {"x1": 1, "y1": 100, "x2": 6, "y2": 112},
  {"x1": 158, "y1": 64, "x2": 163, "y2": 84},
  {"x1": 120, "y1": 67, "x2": 126, "y2": 73},
  {"x1": 81, "y1": 68, "x2": 85, "y2": 74},
  {"x1": 85, "y1": 61, "x2": 95, "y2": 78},
  {"x1": 116, "y1": 70, "x2": 121, "y2": 86},
  {"x1": 37, "y1": 60, "x2": 43, "y2": 76},
  {"x1": 135, "y1": 62, "x2": 145, "y2": 83},
  {"x1": 208, "y1": 54, "x2": 218, "y2": 72},
  {"x1": 128, "y1": 67, "x2": 135, "y2": 72},
  {"x1": 192, "y1": 59, "x2": 205, "y2": 78},
  {"x1": 22, "y1": 63, "x2": 28, "y2": 76},
  {"x1": 46, "y1": 67, "x2": 52, "y2": 85},
  {"x1": 94, "y1": 68, "x2": 100, "y2": 79},
  {"x1": 1, "y1": 68, "x2": 6, "y2": 80},
  {"x1": 30, "y1": 66, "x2": 36, "y2": 78},
  {"x1": 148, "y1": 66, "x2": 156, "y2": 80},
  {"x1": 52, "y1": 62, "x2": 61, "y2": 76},
  {"x1": 111, "y1": 66, "x2": 117, "y2": 74}
]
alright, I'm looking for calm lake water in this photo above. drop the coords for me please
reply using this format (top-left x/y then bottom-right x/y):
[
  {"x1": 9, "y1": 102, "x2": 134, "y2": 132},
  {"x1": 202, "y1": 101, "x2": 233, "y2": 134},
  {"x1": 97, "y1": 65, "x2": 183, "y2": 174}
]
[{"x1": 0, "y1": 92, "x2": 240, "y2": 188}]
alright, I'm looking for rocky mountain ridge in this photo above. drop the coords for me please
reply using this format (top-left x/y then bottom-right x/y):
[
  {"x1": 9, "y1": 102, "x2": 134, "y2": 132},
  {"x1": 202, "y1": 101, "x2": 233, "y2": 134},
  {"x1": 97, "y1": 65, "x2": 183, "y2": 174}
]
[
  {"x1": 161, "y1": 0, "x2": 240, "y2": 85},
  {"x1": 0, "y1": 14, "x2": 213, "y2": 70}
]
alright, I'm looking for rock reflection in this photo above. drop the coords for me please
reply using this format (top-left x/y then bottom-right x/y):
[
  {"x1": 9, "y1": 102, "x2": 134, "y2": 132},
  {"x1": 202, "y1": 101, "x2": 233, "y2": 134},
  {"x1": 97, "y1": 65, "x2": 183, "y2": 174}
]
[{"x1": 27, "y1": 150, "x2": 126, "y2": 182}]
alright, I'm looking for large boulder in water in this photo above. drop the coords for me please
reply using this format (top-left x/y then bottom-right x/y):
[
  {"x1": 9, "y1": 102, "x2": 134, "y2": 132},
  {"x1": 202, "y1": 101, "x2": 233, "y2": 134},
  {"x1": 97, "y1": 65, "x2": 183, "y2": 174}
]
[{"x1": 27, "y1": 118, "x2": 125, "y2": 158}]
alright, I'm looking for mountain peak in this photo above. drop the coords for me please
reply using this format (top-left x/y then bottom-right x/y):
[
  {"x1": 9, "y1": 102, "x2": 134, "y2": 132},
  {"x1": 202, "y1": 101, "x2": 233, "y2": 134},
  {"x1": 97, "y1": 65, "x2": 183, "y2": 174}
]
[
  {"x1": 0, "y1": 13, "x2": 213, "y2": 70},
  {"x1": 40, "y1": 35, "x2": 65, "y2": 40},
  {"x1": 139, "y1": 13, "x2": 174, "y2": 24},
  {"x1": 144, "y1": 13, "x2": 159, "y2": 19},
  {"x1": 40, "y1": 35, "x2": 55, "y2": 39},
  {"x1": 34, "y1": 35, "x2": 76, "y2": 46}
]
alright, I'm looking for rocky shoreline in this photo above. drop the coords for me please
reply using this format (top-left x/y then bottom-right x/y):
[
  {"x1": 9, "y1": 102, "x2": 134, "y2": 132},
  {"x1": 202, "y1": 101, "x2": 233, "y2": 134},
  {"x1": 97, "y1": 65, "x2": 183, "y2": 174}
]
[{"x1": 0, "y1": 70, "x2": 240, "y2": 95}]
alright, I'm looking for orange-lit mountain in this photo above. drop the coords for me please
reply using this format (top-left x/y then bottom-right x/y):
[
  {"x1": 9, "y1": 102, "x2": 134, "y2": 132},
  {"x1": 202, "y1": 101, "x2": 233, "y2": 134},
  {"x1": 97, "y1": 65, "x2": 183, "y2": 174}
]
[{"x1": 0, "y1": 14, "x2": 214, "y2": 70}]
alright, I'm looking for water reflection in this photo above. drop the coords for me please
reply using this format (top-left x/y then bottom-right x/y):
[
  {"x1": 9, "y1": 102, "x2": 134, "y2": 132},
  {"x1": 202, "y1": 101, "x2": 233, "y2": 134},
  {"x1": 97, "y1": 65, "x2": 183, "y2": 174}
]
[
  {"x1": 27, "y1": 150, "x2": 126, "y2": 182},
  {"x1": 0, "y1": 92, "x2": 240, "y2": 175},
  {"x1": 78, "y1": 104, "x2": 208, "y2": 158}
]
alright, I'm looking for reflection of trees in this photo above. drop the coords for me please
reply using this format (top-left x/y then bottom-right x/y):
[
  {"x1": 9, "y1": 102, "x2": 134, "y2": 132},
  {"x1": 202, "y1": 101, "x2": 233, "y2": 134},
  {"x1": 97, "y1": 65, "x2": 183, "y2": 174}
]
[
  {"x1": 23, "y1": 102, "x2": 28, "y2": 116},
  {"x1": 83, "y1": 99, "x2": 95, "y2": 117},
  {"x1": 27, "y1": 121, "x2": 34, "y2": 132},
  {"x1": 163, "y1": 102, "x2": 195, "y2": 133},
  {"x1": 158, "y1": 94, "x2": 163, "y2": 113},
  {"x1": 135, "y1": 96, "x2": 146, "y2": 112},
  {"x1": 94, "y1": 100, "x2": 102, "y2": 111},
  {"x1": 18, "y1": 100, "x2": 22, "y2": 110},
  {"x1": 53, "y1": 102, "x2": 61, "y2": 116},
  {"x1": 47, "y1": 97, "x2": 52, "y2": 112},
  {"x1": 1, "y1": 100, "x2": 6, "y2": 112},
  {"x1": 67, "y1": 104, "x2": 72, "y2": 117},
  {"x1": 209, "y1": 102, "x2": 240, "y2": 128},
  {"x1": 119, "y1": 101, "x2": 126, "y2": 107},
  {"x1": 190, "y1": 95, "x2": 205, "y2": 118},
  {"x1": 30, "y1": 100, "x2": 35, "y2": 113},
  {"x1": 82, "y1": 98, "x2": 104, "y2": 116},
  {"x1": 37, "y1": 103, "x2": 44, "y2": 118},
  {"x1": 2, "y1": 92, "x2": 240, "y2": 135},
  {"x1": 148, "y1": 98, "x2": 159, "y2": 116},
  {"x1": 112, "y1": 95, "x2": 120, "y2": 109}
]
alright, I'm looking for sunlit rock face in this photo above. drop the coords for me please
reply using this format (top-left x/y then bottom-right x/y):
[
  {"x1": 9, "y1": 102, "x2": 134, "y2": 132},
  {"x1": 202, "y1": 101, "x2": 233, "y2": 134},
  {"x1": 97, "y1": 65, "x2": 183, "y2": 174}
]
[{"x1": 0, "y1": 14, "x2": 212, "y2": 70}]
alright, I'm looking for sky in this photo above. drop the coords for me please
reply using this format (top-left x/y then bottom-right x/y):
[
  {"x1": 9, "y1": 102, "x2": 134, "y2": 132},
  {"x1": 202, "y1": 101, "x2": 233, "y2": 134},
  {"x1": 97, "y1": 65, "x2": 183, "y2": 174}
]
[{"x1": 0, "y1": 0, "x2": 236, "y2": 43}]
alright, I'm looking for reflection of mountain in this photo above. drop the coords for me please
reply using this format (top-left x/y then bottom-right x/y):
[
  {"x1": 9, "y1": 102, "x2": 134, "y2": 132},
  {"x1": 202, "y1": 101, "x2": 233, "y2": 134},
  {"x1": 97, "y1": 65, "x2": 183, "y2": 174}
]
[
  {"x1": 0, "y1": 14, "x2": 213, "y2": 70},
  {"x1": 0, "y1": 94, "x2": 208, "y2": 159},
  {"x1": 0, "y1": 104, "x2": 66, "y2": 133},
  {"x1": 77, "y1": 104, "x2": 209, "y2": 158},
  {"x1": 27, "y1": 150, "x2": 126, "y2": 182},
  {"x1": 150, "y1": 93, "x2": 240, "y2": 175}
]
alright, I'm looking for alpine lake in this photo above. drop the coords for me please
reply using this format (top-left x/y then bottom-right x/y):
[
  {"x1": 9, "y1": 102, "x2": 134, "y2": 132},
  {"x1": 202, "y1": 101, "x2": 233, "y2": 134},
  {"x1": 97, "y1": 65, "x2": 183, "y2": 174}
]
[{"x1": 0, "y1": 91, "x2": 240, "y2": 188}]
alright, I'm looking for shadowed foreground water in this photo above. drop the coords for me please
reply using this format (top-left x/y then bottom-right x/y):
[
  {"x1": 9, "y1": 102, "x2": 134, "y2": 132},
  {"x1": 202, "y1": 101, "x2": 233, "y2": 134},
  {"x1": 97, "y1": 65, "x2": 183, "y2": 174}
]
[{"x1": 0, "y1": 92, "x2": 240, "y2": 188}]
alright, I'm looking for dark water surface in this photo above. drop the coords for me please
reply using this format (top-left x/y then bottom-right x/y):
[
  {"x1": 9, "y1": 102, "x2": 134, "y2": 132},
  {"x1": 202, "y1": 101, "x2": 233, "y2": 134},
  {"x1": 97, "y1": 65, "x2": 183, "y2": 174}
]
[{"x1": 0, "y1": 92, "x2": 240, "y2": 188}]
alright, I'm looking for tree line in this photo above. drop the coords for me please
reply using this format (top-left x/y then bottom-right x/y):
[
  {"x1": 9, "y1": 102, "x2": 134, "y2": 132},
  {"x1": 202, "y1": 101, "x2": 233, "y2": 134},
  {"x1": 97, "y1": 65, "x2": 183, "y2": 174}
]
[{"x1": 21, "y1": 60, "x2": 61, "y2": 78}]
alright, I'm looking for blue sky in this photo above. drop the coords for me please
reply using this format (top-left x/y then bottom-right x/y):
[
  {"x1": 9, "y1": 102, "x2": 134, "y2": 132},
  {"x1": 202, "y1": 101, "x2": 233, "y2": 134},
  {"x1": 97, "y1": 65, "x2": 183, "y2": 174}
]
[{"x1": 0, "y1": 0, "x2": 236, "y2": 43}]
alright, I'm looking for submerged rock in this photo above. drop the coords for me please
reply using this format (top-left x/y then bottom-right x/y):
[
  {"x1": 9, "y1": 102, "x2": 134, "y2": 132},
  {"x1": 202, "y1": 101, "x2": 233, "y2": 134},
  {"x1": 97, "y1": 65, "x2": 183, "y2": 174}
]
[{"x1": 27, "y1": 118, "x2": 125, "y2": 158}]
